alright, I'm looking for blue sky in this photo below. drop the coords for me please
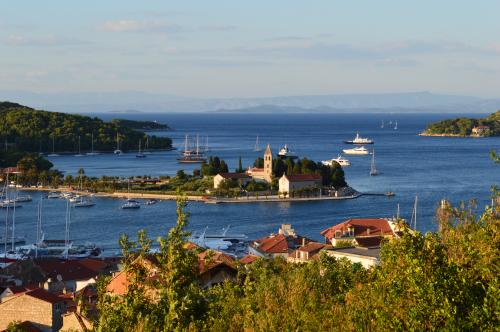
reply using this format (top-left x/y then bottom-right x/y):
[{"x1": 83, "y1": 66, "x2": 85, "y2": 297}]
[{"x1": 1, "y1": 1, "x2": 499, "y2": 98}]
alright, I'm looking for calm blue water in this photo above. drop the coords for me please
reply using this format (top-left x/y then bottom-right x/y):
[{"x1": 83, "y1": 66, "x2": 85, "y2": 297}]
[{"x1": 3, "y1": 112, "x2": 499, "y2": 252}]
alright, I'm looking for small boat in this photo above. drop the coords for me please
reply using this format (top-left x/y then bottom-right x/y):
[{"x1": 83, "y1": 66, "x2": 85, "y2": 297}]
[
  {"x1": 344, "y1": 133, "x2": 374, "y2": 145},
  {"x1": 15, "y1": 195, "x2": 32, "y2": 202},
  {"x1": 86, "y1": 133, "x2": 100, "y2": 156},
  {"x1": 277, "y1": 144, "x2": 297, "y2": 159},
  {"x1": 143, "y1": 137, "x2": 152, "y2": 155},
  {"x1": 73, "y1": 197, "x2": 95, "y2": 208},
  {"x1": 75, "y1": 136, "x2": 84, "y2": 157},
  {"x1": 136, "y1": 140, "x2": 146, "y2": 158},
  {"x1": 114, "y1": 133, "x2": 123, "y2": 155},
  {"x1": 385, "y1": 192, "x2": 395, "y2": 197},
  {"x1": 47, "y1": 191, "x2": 61, "y2": 199},
  {"x1": 121, "y1": 199, "x2": 141, "y2": 209},
  {"x1": 145, "y1": 199, "x2": 158, "y2": 205},
  {"x1": 322, "y1": 155, "x2": 350, "y2": 167},
  {"x1": 0, "y1": 201, "x2": 22, "y2": 209},
  {"x1": 342, "y1": 146, "x2": 369, "y2": 155},
  {"x1": 370, "y1": 148, "x2": 378, "y2": 176}
]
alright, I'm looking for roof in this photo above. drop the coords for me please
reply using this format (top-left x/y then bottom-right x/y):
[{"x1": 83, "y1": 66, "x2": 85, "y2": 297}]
[
  {"x1": 321, "y1": 218, "x2": 394, "y2": 240},
  {"x1": 254, "y1": 234, "x2": 289, "y2": 254},
  {"x1": 106, "y1": 271, "x2": 130, "y2": 295},
  {"x1": 25, "y1": 288, "x2": 63, "y2": 304},
  {"x1": 327, "y1": 246, "x2": 381, "y2": 259},
  {"x1": 35, "y1": 259, "x2": 101, "y2": 281},
  {"x1": 218, "y1": 172, "x2": 251, "y2": 179},
  {"x1": 474, "y1": 125, "x2": 489, "y2": 129},
  {"x1": 283, "y1": 174, "x2": 322, "y2": 182},
  {"x1": 15, "y1": 321, "x2": 44, "y2": 332},
  {"x1": 297, "y1": 242, "x2": 328, "y2": 253},
  {"x1": 239, "y1": 254, "x2": 259, "y2": 265},
  {"x1": 198, "y1": 250, "x2": 236, "y2": 273},
  {"x1": 77, "y1": 258, "x2": 107, "y2": 274}
]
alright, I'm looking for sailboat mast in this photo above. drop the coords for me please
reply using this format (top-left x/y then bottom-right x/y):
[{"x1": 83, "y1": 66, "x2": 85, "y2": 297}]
[
  {"x1": 196, "y1": 134, "x2": 200, "y2": 155},
  {"x1": 3, "y1": 173, "x2": 9, "y2": 258},
  {"x1": 414, "y1": 196, "x2": 418, "y2": 229},
  {"x1": 11, "y1": 181, "x2": 17, "y2": 251}
]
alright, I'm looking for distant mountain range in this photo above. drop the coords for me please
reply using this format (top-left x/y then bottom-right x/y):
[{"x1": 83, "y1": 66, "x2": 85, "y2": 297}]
[{"x1": 0, "y1": 90, "x2": 499, "y2": 113}]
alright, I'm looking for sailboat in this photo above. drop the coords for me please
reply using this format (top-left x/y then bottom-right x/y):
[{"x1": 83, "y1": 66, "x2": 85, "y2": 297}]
[
  {"x1": 114, "y1": 133, "x2": 123, "y2": 155},
  {"x1": 410, "y1": 196, "x2": 418, "y2": 230},
  {"x1": 380, "y1": 120, "x2": 384, "y2": 129},
  {"x1": 143, "y1": 136, "x2": 152, "y2": 155},
  {"x1": 47, "y1": 135, "x2": 59, "y2": 157},
  {"x1": 121, "y1": 180, "x2": 140, "y2": 209},
  {"x1": 254, "y1": 135, "x2": 262, "y2": 152},
  {"x1": 136, "y1": 139, "x2": 146, "y2": 158},
  {"x1": 86, "y1": 133, "x2": 99, "y2": 156},
  {"x1": 370, "y1": 148, "x2": 378, "y2": 176},
  {"x1": 204, "y1": 136, "x2": 209, "y2": 153},
  {"x1": 394, "y1": 120, "x2": 398, "y2": 130},
  {"x1": 75, "y1": 136, "x2": 84, "y2": 157},
  {"x1": 177, "y1": 134, "x2": 207, "y2": 163}
]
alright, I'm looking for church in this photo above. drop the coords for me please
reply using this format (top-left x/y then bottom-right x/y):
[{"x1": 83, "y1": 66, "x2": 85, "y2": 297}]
[{"x1": 213, "y1": 144, "x2": 322, "y2": 194}]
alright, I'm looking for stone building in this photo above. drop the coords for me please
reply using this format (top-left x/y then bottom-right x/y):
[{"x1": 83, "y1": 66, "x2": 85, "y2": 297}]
[
  {"x1": 278, "y1": 174, "x2": 322, "y2": 196},
  {"x1": 246, "y1": 144, "x2": 273, "y2": 183},
  {"x1": 213, "y1": 172, "x2": 252, "y2": 189}
]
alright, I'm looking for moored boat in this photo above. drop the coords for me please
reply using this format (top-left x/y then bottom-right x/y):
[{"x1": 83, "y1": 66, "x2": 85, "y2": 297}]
[
  {"x1": 322, "y1": 155, "x2": 351, "y2": 167},
  {"x1": 344, "y1": 133, "x2": 374, "y2": 144},
  {"x1": 342, "y1": 146, "x2": 369, "y2": 155}
]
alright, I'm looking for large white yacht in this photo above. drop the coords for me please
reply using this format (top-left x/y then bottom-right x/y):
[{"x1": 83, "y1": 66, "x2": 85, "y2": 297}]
[
  {"x1": 277, "y1": 144, "x2": 297, "y2": 159},
  {"x1": 344, "y1": 133, "x2": 374, "y2": 145},
  {"x1": 322, "y1": 155, "x2": 351, "y2": 167},
  {"x1": 342, "y1": 146, "x2": 369, "y2": 155}
]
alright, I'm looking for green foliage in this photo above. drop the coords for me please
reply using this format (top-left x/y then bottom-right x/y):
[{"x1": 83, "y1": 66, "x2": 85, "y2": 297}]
[
  {"x1": 425, "y1": 110, "x2": 500, "y2": 136},
  {"x1": 0, "y1": 102, "x2": 172, "y2": 153},
  {"x1": 201, "y1": 156, "x2": 229, "y2": 176},
  {"x1": 110, "y1": 118, "x2": 170, "y2": 131}
]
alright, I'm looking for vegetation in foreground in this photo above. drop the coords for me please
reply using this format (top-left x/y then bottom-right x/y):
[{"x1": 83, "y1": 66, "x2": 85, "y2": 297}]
[
  {"x1": 424, "y1": 110, "x2": 500, "y2": 136},
  {"x1": 0, "y1": 101, "x2": 172, "y2": 153},
  {"x1": 95, "y1": 190, "x2": 500, "y2": 331}
]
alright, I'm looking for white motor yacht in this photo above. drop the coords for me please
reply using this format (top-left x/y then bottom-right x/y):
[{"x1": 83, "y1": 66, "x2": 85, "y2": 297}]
[
  {"x1": 322, "y1": 155, "x2": 351, "y2": 167},
  {"x1": 342, "y1": 146, "x2": 369, "y2": 155},
  {"x1": 344, "y1": 133, "x2": 374, "y2": 145},
  {"x1": 277, "y1": 144, "x2": 297, "y2": 158}
]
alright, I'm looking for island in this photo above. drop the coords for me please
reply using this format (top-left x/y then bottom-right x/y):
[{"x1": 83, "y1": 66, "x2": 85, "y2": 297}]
[
  {"x1": 0, "y1": 101, "x2": 173, "y2": 153},
  {"x1": 420, "y1": 110, "x2": 500, "y2": 137}
]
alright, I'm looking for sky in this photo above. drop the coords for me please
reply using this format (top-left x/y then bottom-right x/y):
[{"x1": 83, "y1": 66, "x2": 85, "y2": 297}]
[{"x1": 1, "y1": 1, "x2": 500, "y2": 98}]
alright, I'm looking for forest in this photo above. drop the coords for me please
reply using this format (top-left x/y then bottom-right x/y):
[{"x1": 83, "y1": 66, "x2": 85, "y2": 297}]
[
  {"x1": 0, "y1": 102, "x2": 172, "y2": 153},
  {"x1": 424, "y1": 110, "x2": 500, "y2": 136}
]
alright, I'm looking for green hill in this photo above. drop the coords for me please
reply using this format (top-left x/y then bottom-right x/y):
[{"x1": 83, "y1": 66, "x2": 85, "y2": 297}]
[
  {"x1": 0, "y1": 102, "x2": 172, "y2": 153},
  {"x1": 423, "y1": 111, "x2": 500, "y2": 136},
  {"x1": 111, "y1": 118, "x2": 170, "y2": 131}
]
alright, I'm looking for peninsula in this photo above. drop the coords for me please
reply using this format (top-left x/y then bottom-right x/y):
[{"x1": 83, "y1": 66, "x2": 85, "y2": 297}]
[{"x1": 420, "y1": 110, "x2": 500, "y2": 137}]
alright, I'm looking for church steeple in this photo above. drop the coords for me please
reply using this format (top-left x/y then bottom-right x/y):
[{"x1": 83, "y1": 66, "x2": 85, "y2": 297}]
[{"x1": 264, "y1": 144, "x2": 273, "y2": 181}]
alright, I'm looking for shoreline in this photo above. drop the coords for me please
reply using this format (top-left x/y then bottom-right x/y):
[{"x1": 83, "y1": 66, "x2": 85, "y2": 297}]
[{"x1": 20, "y1": 187, "x2": 364, "y2": 204}]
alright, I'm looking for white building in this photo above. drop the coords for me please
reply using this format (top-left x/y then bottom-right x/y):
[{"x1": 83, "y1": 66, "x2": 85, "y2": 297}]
[
  {"x1": 278, "y1": 174, "x2": 322, "y2": 196},
  {"x1": 213, "y1": 173, "x2": 252, "y2": 189}
]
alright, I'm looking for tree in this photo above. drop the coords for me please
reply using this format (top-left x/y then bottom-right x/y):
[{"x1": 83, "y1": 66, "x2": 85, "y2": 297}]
[{"x1": 235, "y1": 156, "x2": 244, "y2": 173}]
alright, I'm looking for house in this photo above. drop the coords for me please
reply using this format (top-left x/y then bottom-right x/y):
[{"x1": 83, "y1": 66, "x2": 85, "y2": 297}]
[
  {"x1": 321, "y1": 218, "x2": 400, "y2": 247},
  {"x1": 35, "y1": 259, "x2": 107, "y2": 293},
  {"x1": 246, "y1": 144, "x2": 273, "y2": 183},
  {"x1": 198, "y1": 251, "x2": 237, "y2": 288},
  {"x1": 239, "y1": 254, "x2": 259, "y2": 265},
  {"x1": 278, "y1": 174, "x2": 322, "y2": 197},
  {"x1": 322, "y1": 246, "x2": 381, "y2": 268},
  {"x1": 0, "y1": 288, "x2": 65, "y2": 331},
  {"x1": 249, "y1": 224, "x2": 312, "y2": 258},
  {"x1": 288, "y1": 242, "x2": 331, "y2": 263},
  {"x1": 213, "y1": 172, "x2": 252, "y2": 189},
  {"x1": 471, "y1": 125, "x2": 490, "y2": 137},
  {"x1": 61, "y1": 311, "x2": 93, "y2": 331},
  {"x1": 0, "y1": 284, "x2": 39, "y2": 303}
]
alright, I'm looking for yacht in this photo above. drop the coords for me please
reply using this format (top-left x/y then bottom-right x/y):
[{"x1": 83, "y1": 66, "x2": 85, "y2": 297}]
[
  {"x1": 14, "y1": 194, "x2": 32, "y2": 203},
  {"x1": 322, "y1": 155, "x2": 350, "y2": 167},
  {"x1": 177, "y1": 134, "x2": 207, "y2": 163},
  {"x1": 145, "y1": 199, "x2": 158, "y2": 205},
  {"x1": 114, "y1": 133, "x2": 123, "y2": 155},
  {"x1": 121, "y1": 199, "x2": 141, "y2": 209},
  {"x1": 277, "y1": 144, "x2": 297, "y2": 159},
  {"x1": 86, "y1": 133, "x2": 100, "y2": 156},
  {"x1": 47, "y1": 191, "x2": 61, "y2": 199},
  {"x1": 342, "y1": 146, "x2": 369, "y2": 155},
  {"x1": 189, "y1": 226, "x2": 247, "y2": 251},
  {"x1": 136, "y1": 140, "x2": 146, "y2": 158},
  {"x1": 73, "y1": 196, "x2": 95, "y2": 208},
  {"x1": 344, "y1": 133, "x2": 374, "y2": 145}
]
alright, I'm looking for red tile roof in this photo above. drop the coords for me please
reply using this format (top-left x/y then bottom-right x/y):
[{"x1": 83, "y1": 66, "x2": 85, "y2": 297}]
[
  {"x1": 284, "y1": 174, "x2": 322, "y2": 182},
  {"x1": 321, "y1": 218, "x2": 394, "y2": 240},
  {"x1": 218, "y1": 172, "x2": 251, "y2": 179},
  {"x1": 254, "y1": 234, "x2": 289, "y2": 254},
  {"x1": 35, "y1": 259, "x2": 101, "y2": 281},
  {"x1": 77, "y1": 258, "x2": 107, "y2": 274},
  {"x1": 198, "y1": 250, "x2": 236, "y2": 273},
  {"x1": 25, "y1": 288, "x2": 63, "y2": 304},
  {"x1": 106, "y1": 271, "x2": 130, "y2": 296},
  {"x1": 297, "y1": 242, "x2": 327, "y2": 253},
  {"x1": 239, "y1": 254, "x2": 259, "y2": 265}
]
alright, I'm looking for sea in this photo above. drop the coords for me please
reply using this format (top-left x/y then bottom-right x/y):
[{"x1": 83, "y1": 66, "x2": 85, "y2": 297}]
[{"x1": 3, "y1": 112, "x2": 499, "y2": 254}]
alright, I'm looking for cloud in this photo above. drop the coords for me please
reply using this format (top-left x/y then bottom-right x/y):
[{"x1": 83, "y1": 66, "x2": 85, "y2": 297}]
[
  {"x1": 6, "y1": 35, "x2": 90, "y2": 47},
  {"x1": 102, "y1": 19, "x2": 184, "y2": 34}
]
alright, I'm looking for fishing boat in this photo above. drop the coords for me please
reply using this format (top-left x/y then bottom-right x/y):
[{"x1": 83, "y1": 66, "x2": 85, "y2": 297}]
[
  {"x1": 136, "y1": 139, "x2": 146, "y2": 158},
  {"x1": 370, "y1": 148, "x2": 378, "y2": 176},
  {"x1": 344, "y1": 133, "x2": 374, "y2": 144},
  {"x1": 86, "y1": 133, "x2": 100, "y2": 156},
  {"x1": 177, "y1": 134, "x2": 207, "y2": 163},
  {"x1": 342, "y1": 146, "x2": 369, "y2": 155},
  {"x1": 254, "y1": 135, "x2": 262, "y2": 152},
  {"x1": 47, "y1": 135, "x2": 59, "y2": 157},
  {"x1": 277, "y1": 144, "x2": 297, "y2": 159},
  {"x1": 114, "y1": 133, "x2": 123, "y2": 155},
  {"x1": 322, "y1": 155, "x2": 350, "y2": 167},
  {"x1": 75, "y1": 136, "x2": 84, "y2": 157}
]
